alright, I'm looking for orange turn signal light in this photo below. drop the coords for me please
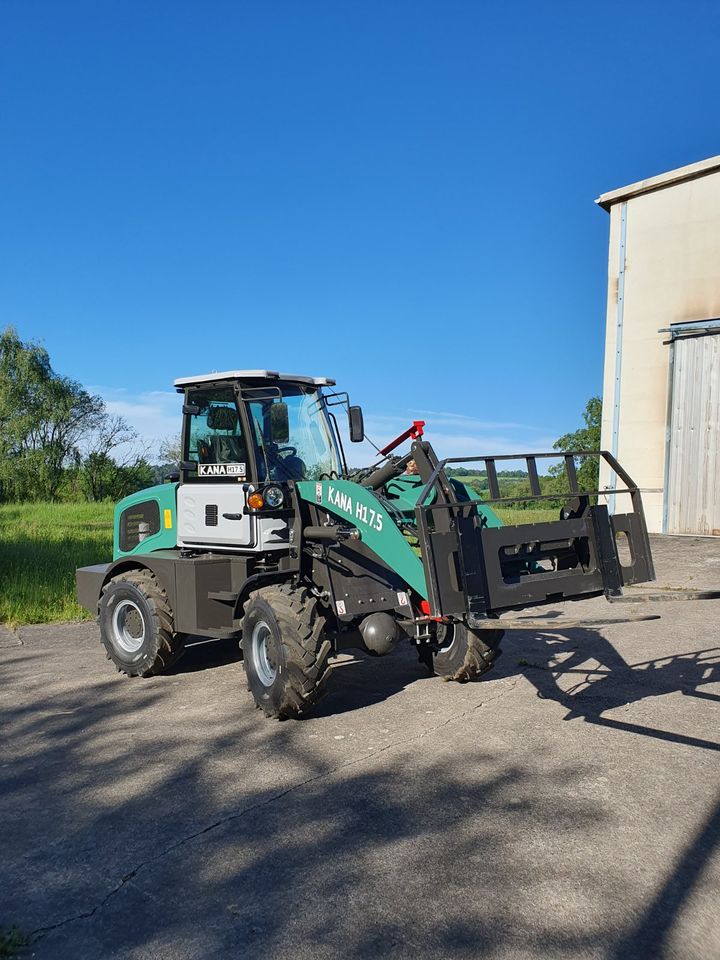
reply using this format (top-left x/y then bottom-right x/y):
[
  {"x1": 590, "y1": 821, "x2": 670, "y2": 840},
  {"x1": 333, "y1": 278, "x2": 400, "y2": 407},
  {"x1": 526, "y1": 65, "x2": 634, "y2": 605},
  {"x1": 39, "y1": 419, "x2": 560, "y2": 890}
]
[{"x1": 247, "y1": 492, "x2": 265, "y2": 510}]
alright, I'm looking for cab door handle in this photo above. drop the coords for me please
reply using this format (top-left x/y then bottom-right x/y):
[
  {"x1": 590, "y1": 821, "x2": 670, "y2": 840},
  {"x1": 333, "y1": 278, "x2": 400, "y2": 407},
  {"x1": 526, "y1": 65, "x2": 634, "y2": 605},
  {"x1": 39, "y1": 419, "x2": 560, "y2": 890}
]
[{"x1": 222, "y1": 513, "x2": 243, "y2": 521}]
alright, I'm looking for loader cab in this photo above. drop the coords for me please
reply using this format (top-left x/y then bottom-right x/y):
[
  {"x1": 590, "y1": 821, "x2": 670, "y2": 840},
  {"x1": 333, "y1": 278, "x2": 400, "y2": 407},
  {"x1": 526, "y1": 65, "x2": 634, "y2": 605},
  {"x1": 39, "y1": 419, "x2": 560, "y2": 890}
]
[{"x1": 173, "y1": 370, "x2": 343, "y2": 553}]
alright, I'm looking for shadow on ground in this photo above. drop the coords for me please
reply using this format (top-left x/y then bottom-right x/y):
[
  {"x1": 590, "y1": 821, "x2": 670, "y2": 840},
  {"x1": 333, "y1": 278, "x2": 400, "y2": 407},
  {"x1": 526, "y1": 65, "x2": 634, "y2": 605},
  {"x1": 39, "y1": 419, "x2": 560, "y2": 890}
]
[
  {"x1": 166, "y1": 637, "x2": 243, "y2": 674},
  {"x1": 1, "y1": 615, "x2": 718, "y2": 959},
  {"x1": 0, "y1": 664, "x2": 604, "y2": 959},
  {"x1": 169, "y1": 637, "x2": 431, "y2": 717},
  {"x1": 496, "y1": 626, "x2": 720, "y2": 752}
]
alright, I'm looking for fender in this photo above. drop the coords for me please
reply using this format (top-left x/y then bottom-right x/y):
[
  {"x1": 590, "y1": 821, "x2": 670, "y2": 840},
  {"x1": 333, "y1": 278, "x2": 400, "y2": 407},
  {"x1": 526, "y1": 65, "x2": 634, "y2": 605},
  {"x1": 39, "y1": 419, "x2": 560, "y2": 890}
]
[{"x1": 76, "y1": 550, "x2": 182, "y2": 616}]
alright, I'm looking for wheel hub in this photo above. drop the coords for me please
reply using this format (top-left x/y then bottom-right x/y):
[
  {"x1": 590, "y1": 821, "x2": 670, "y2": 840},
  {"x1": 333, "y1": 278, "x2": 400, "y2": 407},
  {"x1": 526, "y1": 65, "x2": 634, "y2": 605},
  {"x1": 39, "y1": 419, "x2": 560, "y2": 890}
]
[
  {"x1": 250, "y1": 620, "x2": 278, "y2": 686},
  {"x1": 111, "y1": 599, "x2": 146, "y2": 654}
]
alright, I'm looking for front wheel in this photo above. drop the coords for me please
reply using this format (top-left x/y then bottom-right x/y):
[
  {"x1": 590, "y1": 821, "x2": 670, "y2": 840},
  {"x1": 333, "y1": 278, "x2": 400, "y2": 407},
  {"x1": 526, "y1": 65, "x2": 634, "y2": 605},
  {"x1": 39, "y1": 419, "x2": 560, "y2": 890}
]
[
  {"x1": 419, "y1": 620, "x2": 503, "y2": 682},
  {"x1": 241, "y1": 585, "x2": 332, "y2": 719},
  {"x1": 98, "y1": 569, "x2": 185, "y2": 677}
]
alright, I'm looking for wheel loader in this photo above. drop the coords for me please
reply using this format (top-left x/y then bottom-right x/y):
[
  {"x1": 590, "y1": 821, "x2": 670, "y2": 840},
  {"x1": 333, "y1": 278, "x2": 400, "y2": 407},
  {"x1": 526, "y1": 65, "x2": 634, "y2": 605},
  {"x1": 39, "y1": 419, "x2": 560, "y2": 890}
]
[{"x1": 76, "y1": 369, "x2": 665, "y2": 719}]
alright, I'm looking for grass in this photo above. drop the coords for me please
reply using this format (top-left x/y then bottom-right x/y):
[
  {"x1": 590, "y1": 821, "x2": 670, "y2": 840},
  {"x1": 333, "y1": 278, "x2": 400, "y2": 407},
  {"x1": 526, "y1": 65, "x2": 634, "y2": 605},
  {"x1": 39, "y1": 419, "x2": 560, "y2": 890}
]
[
  {"x1": 0, "y1": 501, "x2": 560, "y2": 627},
  {"x1": 493, "y1": 506, "x2": 558, "y2": 525},
  {"x1": 0, "y1": 501, "x2": 113, "y2": 626},
  {"x1": 0, "y1": 927, "x2": 29, "y2": 959}
]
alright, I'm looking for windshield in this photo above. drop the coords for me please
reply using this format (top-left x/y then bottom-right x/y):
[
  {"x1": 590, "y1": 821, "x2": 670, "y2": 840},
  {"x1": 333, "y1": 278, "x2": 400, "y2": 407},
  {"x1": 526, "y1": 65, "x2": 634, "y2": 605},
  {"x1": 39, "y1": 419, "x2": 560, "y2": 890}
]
[{"x1": 248, "y1": 385, "x2": 341, "y2": 481}]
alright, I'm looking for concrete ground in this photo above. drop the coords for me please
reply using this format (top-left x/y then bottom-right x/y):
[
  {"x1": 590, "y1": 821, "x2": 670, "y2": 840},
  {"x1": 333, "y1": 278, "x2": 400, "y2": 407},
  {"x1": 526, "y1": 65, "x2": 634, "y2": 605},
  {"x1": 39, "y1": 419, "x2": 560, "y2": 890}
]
[{"x1": 1, "y1": 534, "x2": 719, "y2": 960}]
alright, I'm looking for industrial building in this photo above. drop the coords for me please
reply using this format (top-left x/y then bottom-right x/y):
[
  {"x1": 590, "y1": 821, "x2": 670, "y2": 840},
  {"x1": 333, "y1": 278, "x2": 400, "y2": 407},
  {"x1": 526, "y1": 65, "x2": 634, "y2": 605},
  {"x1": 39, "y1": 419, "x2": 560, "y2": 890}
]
[{"x1": 597, "y1": 155, "x2": 720, "y2": 536}]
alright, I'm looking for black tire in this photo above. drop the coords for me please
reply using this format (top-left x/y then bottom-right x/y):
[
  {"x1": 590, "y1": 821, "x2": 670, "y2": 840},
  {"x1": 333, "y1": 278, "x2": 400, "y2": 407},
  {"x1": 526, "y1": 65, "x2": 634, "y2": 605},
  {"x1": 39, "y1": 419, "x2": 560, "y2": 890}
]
[
  {"x1": 98, "y1": 569, "x2": 185, "y2": 677},
  {"x1": 419, "y1": 620, "x2": 503, "y2": 682},
  {"x1": 241, "y1": 584, "x2": 332, "y2": 719}
]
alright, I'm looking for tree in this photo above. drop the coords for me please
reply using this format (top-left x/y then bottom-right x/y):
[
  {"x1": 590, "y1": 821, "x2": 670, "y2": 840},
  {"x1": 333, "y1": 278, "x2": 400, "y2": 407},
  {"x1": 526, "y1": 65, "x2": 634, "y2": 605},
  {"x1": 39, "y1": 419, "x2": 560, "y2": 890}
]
[
  {"x1": 159, "y1": 434, "x2": 182, "y2": 466},
  {"x1": 81, "y1": 454, "x2": 155, "y2": 501},
  {"x1": 0, "y1": 327, "x2": 144, "y2": 502},
  {"x1": 80, "y1": 415, "x2": 149, "y2": 501},
  {"x1": 0, "y1": 327, "x2": 107, "y2": 500},
  {"x1": 552, "y1": 396, "x2": 602, "y2": 492}
]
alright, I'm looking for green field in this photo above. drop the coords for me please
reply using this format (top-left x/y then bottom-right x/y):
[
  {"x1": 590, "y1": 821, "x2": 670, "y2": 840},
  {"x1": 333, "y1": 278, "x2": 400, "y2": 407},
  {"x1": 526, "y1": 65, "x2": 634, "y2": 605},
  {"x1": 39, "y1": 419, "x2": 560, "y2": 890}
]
[
  {"x1": 0, "y1": 502, "x2": 113, "y2": 626},
  {"x1": 0, "y1": 501, "x2": 558, "y2": 627},
  {"x1": 493, "y1": 506, "x2": 558, "y2": 525}
]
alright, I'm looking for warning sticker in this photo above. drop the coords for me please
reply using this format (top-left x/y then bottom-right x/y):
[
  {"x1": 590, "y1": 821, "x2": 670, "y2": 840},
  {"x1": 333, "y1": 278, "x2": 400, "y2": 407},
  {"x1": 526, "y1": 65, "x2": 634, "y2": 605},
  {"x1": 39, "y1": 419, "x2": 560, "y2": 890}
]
[
  {"x1": 336, "y1": 600, "x2": 346, "y2": 615},
  {"x1": 396, "y1": 591, "x2": 409, "y2": 607},
  {"x1": 315, "y1": 482, "x2": 323, "y2": 503}
]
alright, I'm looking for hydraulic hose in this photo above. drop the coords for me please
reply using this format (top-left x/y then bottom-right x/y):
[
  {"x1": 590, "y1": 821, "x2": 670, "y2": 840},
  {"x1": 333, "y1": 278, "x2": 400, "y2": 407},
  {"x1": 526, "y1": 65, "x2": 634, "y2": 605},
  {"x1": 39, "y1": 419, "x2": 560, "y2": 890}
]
[{"x1": 360, "y1": 458, "x2": 405, "y2": 490}]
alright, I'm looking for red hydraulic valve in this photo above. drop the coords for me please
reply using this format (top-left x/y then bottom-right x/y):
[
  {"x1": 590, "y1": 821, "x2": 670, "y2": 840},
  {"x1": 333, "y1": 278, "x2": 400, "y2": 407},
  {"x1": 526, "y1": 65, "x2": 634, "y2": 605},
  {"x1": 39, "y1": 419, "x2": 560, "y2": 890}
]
[{"x1": 379, "y1": 420, "x2": 426, "y2": 457}]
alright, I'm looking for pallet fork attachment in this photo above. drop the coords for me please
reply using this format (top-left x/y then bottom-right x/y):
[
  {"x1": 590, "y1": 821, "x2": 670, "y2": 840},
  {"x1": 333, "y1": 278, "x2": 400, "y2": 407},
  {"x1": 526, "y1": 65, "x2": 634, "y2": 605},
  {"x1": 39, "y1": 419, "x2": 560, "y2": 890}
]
[
  {"x1": 412, "y1": 447, "x2": 658, "y2": 620},
  {"x1": 471, "y1": 613, "x2": 661, "y2": 630},
  {"x1": 608, "y1": 587, "x2": 720, "y2": 603}
]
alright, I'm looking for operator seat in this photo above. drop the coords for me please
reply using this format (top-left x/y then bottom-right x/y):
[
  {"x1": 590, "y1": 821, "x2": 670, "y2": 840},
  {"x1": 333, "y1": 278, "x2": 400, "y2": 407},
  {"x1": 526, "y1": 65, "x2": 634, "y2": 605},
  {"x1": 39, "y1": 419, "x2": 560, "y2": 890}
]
[
  {"x1": 200, "y1": 405, "x2": 247, "y2": 465},
  {"x1": 272, "y1": 454, "x2": 306, "y2": 481},
  {"x1": 210, "y1": 435, "x2": 247, "y2": 464}
]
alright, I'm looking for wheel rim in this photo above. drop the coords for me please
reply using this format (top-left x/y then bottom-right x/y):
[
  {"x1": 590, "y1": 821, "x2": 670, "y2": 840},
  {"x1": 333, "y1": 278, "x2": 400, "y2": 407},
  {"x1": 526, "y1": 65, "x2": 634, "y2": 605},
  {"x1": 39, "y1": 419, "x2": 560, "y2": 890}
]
[
  {"x1": 250, "y1": 620, "x2": 278, "y2": 686},
  {"x1": 111, "y1": 599, "x2": 146, "y2": 654},
  {"x1": 435, "y1": 622, "x2": 457, "y2": 653}
]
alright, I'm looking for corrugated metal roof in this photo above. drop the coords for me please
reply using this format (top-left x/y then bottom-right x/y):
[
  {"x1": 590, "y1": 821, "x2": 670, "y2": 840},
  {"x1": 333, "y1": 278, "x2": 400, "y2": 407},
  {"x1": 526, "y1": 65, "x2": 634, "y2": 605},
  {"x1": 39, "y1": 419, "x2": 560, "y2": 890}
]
[
  {"x1": 174, "y1": 370, "x2": 336, "y2": 387},
  {"x1": 596, "y1": 154, "x2": 720, "y2": 211}
]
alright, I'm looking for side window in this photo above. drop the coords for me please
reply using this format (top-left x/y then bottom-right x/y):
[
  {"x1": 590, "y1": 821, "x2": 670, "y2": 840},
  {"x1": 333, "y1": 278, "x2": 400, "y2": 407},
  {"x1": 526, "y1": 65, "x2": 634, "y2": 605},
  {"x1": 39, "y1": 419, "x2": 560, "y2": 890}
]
[
  {"x1": 185, "y1": 387, "x2": 247, "y2": 480},
  {"x1": 119, "y1": 500, "x2": 160, "y2": 552}
]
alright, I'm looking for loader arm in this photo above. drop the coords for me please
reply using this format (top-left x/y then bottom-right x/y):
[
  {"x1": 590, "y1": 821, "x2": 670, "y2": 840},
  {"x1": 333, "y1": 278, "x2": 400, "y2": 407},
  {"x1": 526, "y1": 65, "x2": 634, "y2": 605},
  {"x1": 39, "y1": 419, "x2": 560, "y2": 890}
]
[
  {"x1": 295, "y1": 479, "x2": 428, "y2": 597},
  {"x1": 296, "y1": 443, "x2": 656, "y2": 628}
]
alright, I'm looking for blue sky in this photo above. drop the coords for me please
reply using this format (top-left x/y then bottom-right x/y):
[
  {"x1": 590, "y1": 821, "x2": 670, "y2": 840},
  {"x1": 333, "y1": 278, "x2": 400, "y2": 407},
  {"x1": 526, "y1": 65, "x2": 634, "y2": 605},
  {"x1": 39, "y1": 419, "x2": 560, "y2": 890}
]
[{"x1": 2, "y1": 1, "x2": 719, "y2": 462}]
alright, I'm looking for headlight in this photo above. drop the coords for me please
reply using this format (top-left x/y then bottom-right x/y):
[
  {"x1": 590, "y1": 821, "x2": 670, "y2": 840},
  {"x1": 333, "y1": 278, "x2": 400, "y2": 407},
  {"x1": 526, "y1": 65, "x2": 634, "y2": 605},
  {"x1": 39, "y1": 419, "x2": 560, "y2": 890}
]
[{"x1": 264, "y1": 484, "x2": 284, "y2": 508}]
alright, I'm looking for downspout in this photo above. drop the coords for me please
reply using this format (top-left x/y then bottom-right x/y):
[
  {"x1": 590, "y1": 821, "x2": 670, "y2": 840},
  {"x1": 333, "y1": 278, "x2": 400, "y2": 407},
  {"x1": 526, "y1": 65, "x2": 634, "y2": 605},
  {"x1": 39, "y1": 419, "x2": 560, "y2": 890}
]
[{"x1": 608, "y1": 200, "x2": 628, "y2": 516}]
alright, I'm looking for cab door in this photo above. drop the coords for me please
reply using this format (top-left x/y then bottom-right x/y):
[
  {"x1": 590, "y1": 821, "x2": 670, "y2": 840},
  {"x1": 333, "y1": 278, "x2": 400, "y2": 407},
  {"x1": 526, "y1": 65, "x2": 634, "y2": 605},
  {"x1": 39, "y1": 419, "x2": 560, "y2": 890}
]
[{"x1": 176, "y1": 386, "x2": 256, "y2": 548}]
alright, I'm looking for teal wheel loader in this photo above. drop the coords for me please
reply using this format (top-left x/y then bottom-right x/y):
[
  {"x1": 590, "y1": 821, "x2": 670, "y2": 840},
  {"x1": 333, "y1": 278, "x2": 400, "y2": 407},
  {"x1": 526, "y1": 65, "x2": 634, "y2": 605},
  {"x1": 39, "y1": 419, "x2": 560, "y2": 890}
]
[{"x1": 77, "y1": 369, "x2": 664, "y2": 719}]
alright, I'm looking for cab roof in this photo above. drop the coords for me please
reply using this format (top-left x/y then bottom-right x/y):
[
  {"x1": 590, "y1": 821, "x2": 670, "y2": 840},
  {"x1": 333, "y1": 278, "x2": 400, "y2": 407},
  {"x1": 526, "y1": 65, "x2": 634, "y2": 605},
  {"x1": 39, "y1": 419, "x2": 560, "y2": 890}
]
[{"x1": 174, "y1": 370, "x2": 336, "y2": 390}]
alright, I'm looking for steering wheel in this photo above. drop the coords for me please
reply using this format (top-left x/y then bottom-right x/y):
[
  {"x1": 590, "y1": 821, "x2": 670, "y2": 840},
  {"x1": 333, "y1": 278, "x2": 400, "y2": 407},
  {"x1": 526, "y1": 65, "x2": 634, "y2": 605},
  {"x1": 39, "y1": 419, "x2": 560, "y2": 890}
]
[{"x1": 274, "y1": 445, "x2": 298, "y2": 458}]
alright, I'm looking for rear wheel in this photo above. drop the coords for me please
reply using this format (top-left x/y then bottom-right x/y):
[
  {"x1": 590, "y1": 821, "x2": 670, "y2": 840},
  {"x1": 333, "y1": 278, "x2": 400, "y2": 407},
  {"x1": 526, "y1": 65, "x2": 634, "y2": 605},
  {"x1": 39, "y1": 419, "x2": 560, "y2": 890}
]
[
  {"x1": 419, "y1": 620, "x2": 503, "y2": 682},
  {"x1": 241, "y1": 584, "x2": 332, "y2": 719},
  {"x1": 98, "y1": 569, "x2": 186, "y2": 677}
]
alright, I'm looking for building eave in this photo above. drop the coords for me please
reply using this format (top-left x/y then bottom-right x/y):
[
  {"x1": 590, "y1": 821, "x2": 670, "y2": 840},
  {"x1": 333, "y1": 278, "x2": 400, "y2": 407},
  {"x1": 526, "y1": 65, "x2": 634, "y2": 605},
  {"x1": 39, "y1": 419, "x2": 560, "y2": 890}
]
[{"x1": 596, "y1": 154, "x2": 720, "y2": 212}]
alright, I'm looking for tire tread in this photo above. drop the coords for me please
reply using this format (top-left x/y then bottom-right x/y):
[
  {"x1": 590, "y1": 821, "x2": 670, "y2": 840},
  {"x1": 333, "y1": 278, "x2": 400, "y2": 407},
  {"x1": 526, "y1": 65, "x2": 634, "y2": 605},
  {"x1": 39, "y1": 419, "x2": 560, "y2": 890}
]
[
  {"x1": 242, "y1": 583, "x2": 331, "y2": 719},
  {"x1": 419, "y1": 622, "x2": 503, "y2": 682},
  {"x1": 100, "y1": 569, "x2": 185, "y2": 677}
]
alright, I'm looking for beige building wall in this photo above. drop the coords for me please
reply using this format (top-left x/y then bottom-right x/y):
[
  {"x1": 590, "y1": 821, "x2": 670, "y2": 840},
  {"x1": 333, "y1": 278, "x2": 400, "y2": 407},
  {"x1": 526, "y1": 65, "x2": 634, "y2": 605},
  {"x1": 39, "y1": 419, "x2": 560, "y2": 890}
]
[{"x1": 597, "y1": 157, "x2": 720, "y2": 533}]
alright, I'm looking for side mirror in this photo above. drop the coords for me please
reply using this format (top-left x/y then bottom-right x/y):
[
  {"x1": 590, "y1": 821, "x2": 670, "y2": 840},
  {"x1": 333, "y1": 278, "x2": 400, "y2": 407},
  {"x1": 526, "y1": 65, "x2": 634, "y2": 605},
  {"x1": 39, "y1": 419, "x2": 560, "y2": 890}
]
[
  {"x1": 270, "y1": 402, "x2": 290, "y2": 444},
  {"x1": 348, "y1": 405, "x2": 364, "y2": 443},
  {"x1": 180, "y1": 460, "x2": 198, "y2": 472}
]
